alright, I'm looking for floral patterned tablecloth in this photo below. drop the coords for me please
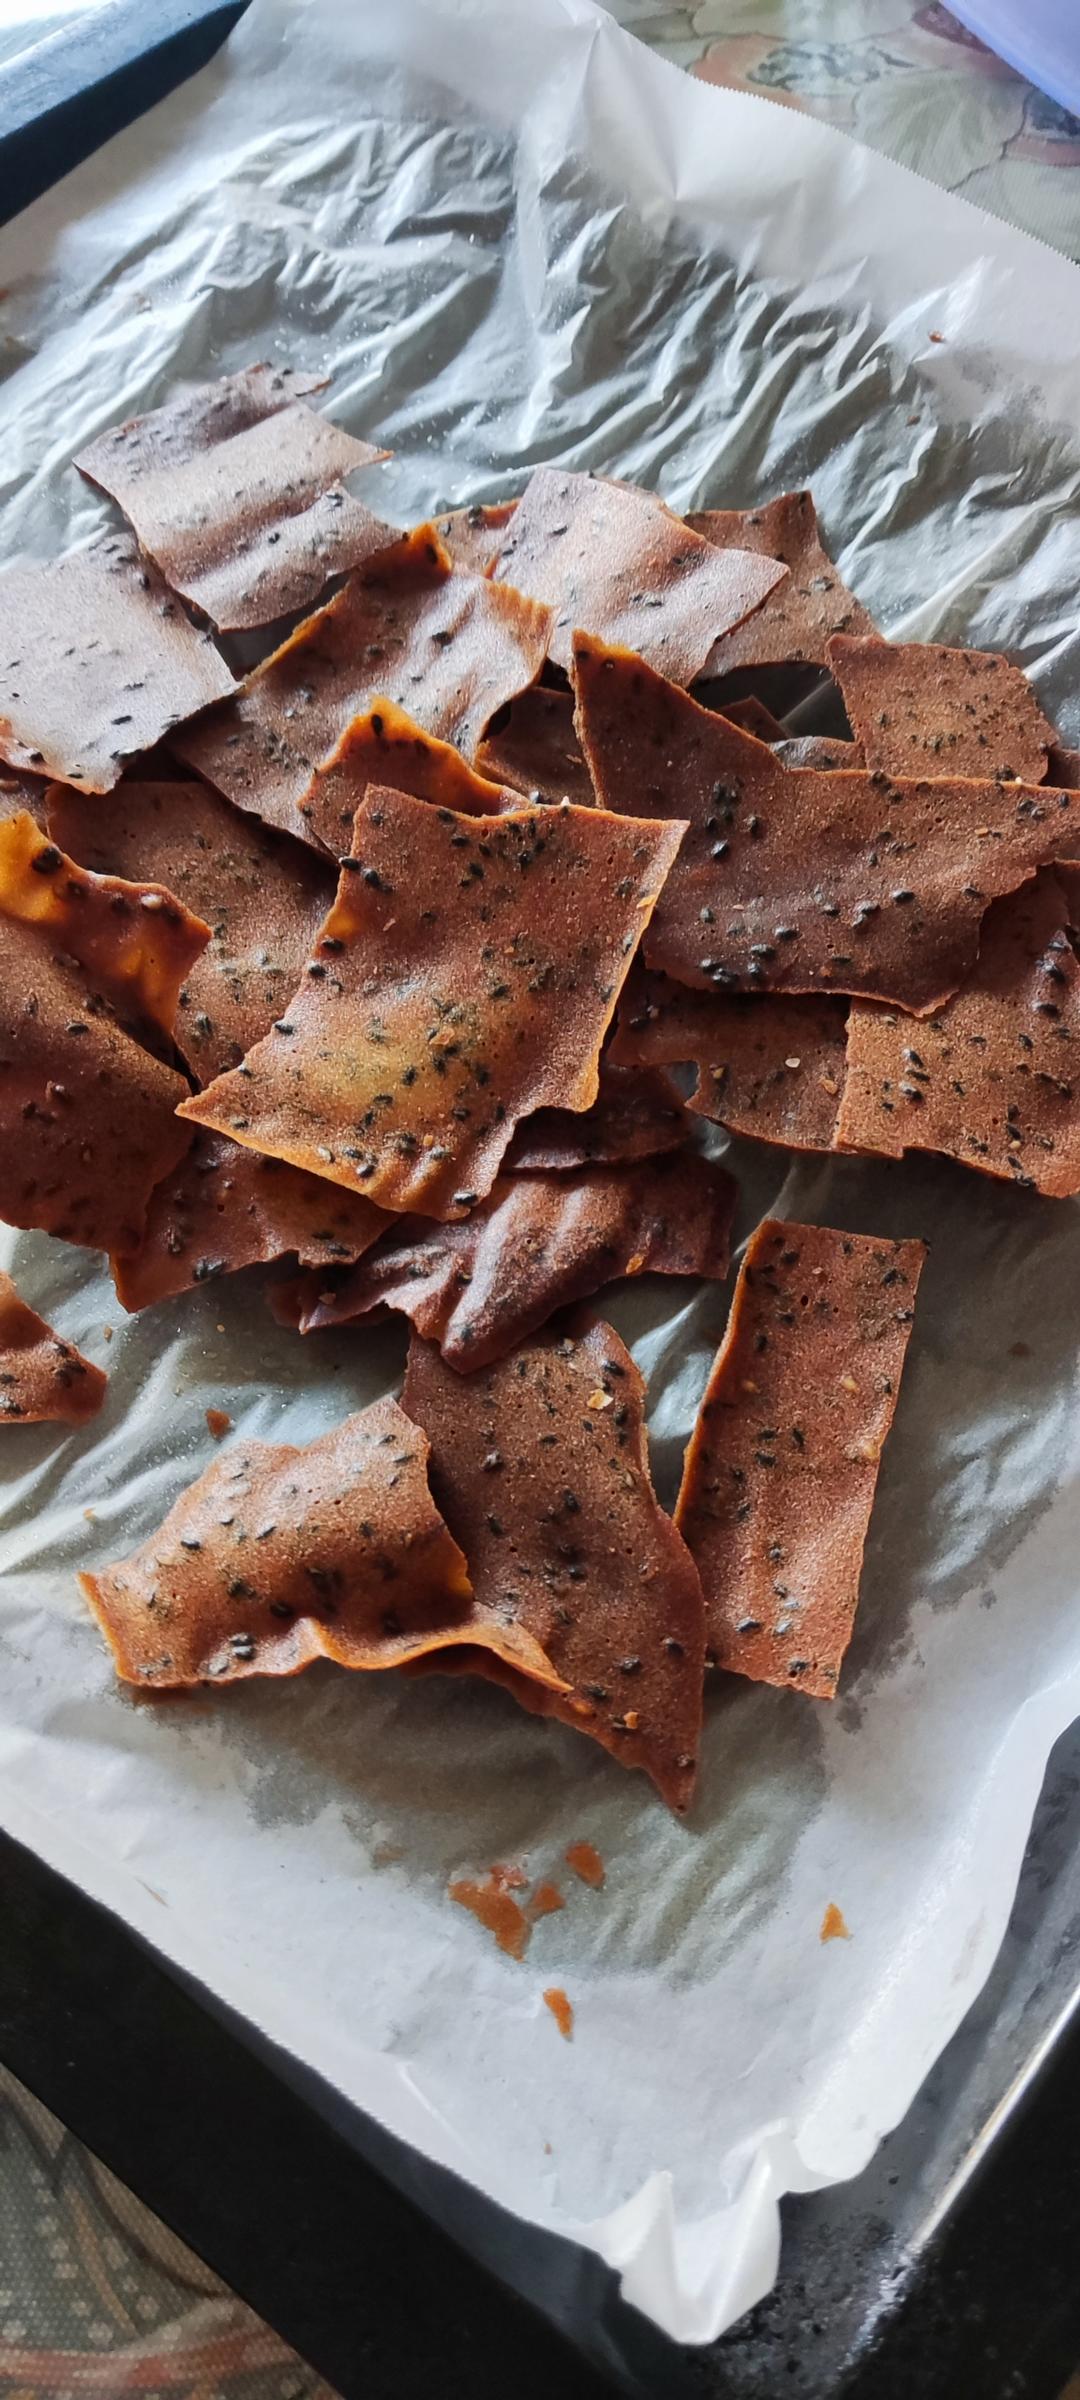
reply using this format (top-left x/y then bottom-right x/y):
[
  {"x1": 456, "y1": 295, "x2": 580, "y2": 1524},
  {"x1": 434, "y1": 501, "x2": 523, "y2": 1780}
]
[
  {"x1": 617, "y1": 0, "x2": 1080, "y2": 256},
  {"x1": 2, "y1": 7, "x2": 1080, "y2": 2399}
]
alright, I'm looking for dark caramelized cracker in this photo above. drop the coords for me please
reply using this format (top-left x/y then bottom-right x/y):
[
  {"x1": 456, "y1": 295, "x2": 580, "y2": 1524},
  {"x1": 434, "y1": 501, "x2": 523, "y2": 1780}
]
[
  {"x1": 403, "y1": 1319, "x2": 705, "y2": 1809},
  {"x1": 573, "y1": 633, "x2": 1073, "y2": 1013},
  {"x1": 837, "y1": 868, "x2": 1080, "y2": 1195},
  {"x1": 278, "y1": 1150, "x2": 735, "y2": 1368},
  {"x1": 676, "y1": 1219, "x2": 925, "y2": 1695}
]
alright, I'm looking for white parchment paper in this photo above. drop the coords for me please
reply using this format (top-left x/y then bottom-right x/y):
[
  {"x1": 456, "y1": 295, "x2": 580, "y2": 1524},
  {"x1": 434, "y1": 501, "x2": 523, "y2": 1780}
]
[{"x1": 3, "y1": 0, "x2": 1080, "y2": 2349}]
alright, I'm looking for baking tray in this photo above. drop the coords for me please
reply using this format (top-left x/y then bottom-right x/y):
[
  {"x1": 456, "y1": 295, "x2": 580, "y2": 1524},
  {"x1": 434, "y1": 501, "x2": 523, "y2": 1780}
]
[{"x1": 1, "y1": 4, "x2": 1079, "y2": 2393}]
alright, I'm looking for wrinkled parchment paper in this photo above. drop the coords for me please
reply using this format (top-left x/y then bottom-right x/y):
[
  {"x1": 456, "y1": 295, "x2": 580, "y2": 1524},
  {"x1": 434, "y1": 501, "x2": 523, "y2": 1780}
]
[{"x1": 3, "y1": 0, "x2": 1080, "y2": 2351}]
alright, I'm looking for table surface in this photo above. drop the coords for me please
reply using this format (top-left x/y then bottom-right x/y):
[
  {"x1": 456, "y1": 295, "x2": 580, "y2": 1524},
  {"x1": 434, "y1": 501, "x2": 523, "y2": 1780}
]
[{"x1": 2, "y1": 5, "x2": 1080, "y2": 2399}]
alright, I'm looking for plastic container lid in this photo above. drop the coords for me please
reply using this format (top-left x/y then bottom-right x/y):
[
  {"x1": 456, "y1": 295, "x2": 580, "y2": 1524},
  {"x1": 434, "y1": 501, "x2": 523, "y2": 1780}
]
[{"x1": 947, "y1": 1, "x2": 1080, "y2": 121}]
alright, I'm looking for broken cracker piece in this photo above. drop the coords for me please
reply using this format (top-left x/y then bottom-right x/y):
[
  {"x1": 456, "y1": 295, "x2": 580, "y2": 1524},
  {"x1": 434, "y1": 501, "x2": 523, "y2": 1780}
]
[
  {"x1": 573, "y1": 633, "x2": 1075, "y2": 1013},
  {"x1": 291, "y1": 697, "x2": 515, "y2": 857},
  {"x1": 688, "y1": 491, "x2": 877, "y2": 675},
  {"x1": 179, "y1": 786, "x2": 685, "y2": 1220},
  {"x1": 79, "y1": 1400, "x2": 563, "y2": 1691},
  {"x1": 675, "y1": 1218, "x2": 925, "y2": 1696},
  {"x1": 492, "y1": 466, "x2": 786, "y2": 683},
  {"x1": 0, "y1": 538, "x2": 234, "y2": 793},
  {"x1": 0, "y1": 813, "x2": 203, "y2": 1251},
  {"x1": 47, "y1": 778, "x2": 332, "y2": 1085},
  {"x1": 175, "y1": 524, "x2": 553, "y2": 838},
  {"x1": 837, "y1": 867, "x2": 1080, "y2": 1196},
  {"x1": 435, "y1": 500, "x2": 518, "y2": 575},
  {"x1": 1, "y1": 808, "x2": 209, "y2": 1045},
  {"x1": 112, "y1": 1130, "x2": 392, "y2": 1311},
  {"x1": 828, "y1": 634, "x2": 1058, "y2": 786},
  {"x1": 720, "y1": 697, "x2": 787, "y2": 741},
  {"x1": 0, "y1": 1271, "x2": 106, "y2": 1424},
  {"x1": 75, "y1": 364, "x2": 395, "y2": 634},
  {"x1": 276, "y1": 1149, "x2": 734, "y2": 1369},
  {"x1": 403, "y1": 1318, "x2": 705, "y2": 1810},
  {"x1": 774, "y1": 735, "x2": 864, "y2": 771},
  {"x1": 613, "y1": 967, "x2": 848, "y2": 1151},
  {"x1": 504, "y1": 1061, "x2": 689, "y2": 1172}
]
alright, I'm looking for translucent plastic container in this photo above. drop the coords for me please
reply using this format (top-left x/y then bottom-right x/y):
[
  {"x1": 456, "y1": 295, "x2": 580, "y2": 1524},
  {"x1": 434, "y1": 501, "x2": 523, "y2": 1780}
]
[{"x1": 948, "y1": 0, "x2": 1080, "y2": 120}]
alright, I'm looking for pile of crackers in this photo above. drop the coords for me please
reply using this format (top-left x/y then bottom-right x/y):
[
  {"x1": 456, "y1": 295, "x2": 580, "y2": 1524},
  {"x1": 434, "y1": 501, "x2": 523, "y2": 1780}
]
[{"x1": 4, "y1": 366, "x2": 1073, "y2": 1810}]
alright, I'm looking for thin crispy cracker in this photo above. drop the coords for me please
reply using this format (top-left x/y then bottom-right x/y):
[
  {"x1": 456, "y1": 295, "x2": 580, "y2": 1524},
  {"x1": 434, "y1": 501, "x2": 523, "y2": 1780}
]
[
  {"x1": 676, "y1": 1219, "x2": 925, "y2": 1695},
  {"x1": 403, "y1": 1319, "x2": 705, "y2": 1809},
  {"x1": 79, "y1": 1400, "x2": 563, "y2": 1691},
  {"x1": 0, "y1": 1270, "x2": 107, "y2": 1424},
  {"x1": 613, "y1": 968, "x2": 847, "y2": 1150},
  {"x1": 837, "y1": 869, "x2": 1080, "y2": 1195},
  {"x1": 292, "y1": 699, "x2": 515, "y2": 856},
  {"x1": 277, "y1": 1150, "x2": 734, "y2": 1368},
  {"x1": 179, "y1": 786, "x2": 685, "y2": 1220},
  {"x1": 688, "y1": 491, "x2": 876, "y2": 675},
  {"x1": 75, "y1": 365, "x2": 396, "y2": 633},
  {"x1": 828, "y1": 634, "x2": 1058, "y2": 784},
  {"x1": 48, "y1": 779, "x2": 333, "y2": 1083},
  {"x1": 174, "y1": 525, "x2": 553, "y2": 838},
  {"x1": 0, "y1": 809, "x2": 208, "y2": 1043},
  {"x1": 504, "y1": 1061, "x2": 688, "y2": 1171},
  {"x1": 477, "y1": 687, "x2": 595, "y2": 807},
  {"x1": 491, "y1": 467, "x2": 786, "y2": 683},
  {"x1": 112, "y1": 1130, "x2": 392, "y2": 1311},
  {"x1": 435, "y1": 501, "x2": 517, "y2": 575},
  {"x1": 0, "y1": 538, "x2": 234, "y2": 793},
  {"x1": 0, "y1": 815, "x2": 199, "y2": 1250},
  {"x1": 573, "y1": 634, "x2": 1076, "y2": 1013}
]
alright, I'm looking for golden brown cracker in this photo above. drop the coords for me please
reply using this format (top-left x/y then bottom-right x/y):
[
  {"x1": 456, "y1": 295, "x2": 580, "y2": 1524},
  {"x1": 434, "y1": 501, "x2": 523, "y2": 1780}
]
[{"x1": 179, "y1": 787, "x2": 685, "y2": 1220}]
